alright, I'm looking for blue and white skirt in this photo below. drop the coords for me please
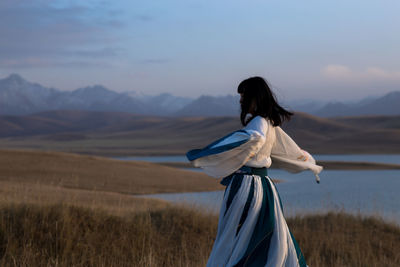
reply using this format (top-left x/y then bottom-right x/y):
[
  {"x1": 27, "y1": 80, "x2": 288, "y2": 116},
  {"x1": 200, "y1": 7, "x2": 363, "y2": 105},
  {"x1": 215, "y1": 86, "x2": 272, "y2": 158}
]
[{"x1": 207, "y1": 166, "x2": 307, "y2": 267}]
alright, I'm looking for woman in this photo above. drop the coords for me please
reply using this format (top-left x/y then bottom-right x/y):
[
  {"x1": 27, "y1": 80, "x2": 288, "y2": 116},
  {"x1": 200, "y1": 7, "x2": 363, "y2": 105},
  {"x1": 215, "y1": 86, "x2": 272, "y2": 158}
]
[{"x1": 186, "y1": 76, "x2": 322, "y2": 267}]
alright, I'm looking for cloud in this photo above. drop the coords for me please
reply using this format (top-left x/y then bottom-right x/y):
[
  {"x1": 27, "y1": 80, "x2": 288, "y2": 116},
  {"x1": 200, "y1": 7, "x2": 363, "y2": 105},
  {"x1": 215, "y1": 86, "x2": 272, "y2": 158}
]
[
  {"x1": 321, "y1": 64, "x2": 353, "y2": 78},
  {"x1": 0, "y1": 1, "x2": 124, "y2": 69},
  {"x1": 0, "y1": 58, "x2": 112, "y2": 69},
  {"x1": 321, "y1": 64, "x2": 400, "y2": 81}
]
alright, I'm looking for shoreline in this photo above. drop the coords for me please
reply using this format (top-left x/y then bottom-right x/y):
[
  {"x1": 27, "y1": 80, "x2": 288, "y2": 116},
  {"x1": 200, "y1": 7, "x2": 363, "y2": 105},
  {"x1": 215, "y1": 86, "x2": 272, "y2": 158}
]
[
  {"x1": 317, "y1": 160, "x2": 400, "y2": 170},
  {"x1": 157, "y1": 160, "x2": 400, "y2": 171}
]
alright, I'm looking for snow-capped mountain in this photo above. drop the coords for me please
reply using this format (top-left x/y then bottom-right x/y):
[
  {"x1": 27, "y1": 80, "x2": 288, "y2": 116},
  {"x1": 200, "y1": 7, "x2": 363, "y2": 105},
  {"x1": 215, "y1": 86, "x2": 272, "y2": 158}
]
[
  {"x1": 0, "y1": 75, "x2": 148, "y2": 115},
  {"x1": 0, "y1": 74, "x2": 59, "y2": 115},
  {"x1": 1, "y1": 74, "x2": 399, "y2": 117}
]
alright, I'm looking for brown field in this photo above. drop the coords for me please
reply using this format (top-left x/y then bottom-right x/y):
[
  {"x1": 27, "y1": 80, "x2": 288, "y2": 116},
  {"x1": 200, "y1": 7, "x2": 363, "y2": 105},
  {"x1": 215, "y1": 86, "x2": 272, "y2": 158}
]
[
  {"x1": 0, "y1": 111, "x2": 399, "y2": 156},
  {"x1": 0, "y1": 149, "x2": 224, "y2": 195},
  {"x1": 0, "y1": 180, "x2": 170, "y2": 216}
]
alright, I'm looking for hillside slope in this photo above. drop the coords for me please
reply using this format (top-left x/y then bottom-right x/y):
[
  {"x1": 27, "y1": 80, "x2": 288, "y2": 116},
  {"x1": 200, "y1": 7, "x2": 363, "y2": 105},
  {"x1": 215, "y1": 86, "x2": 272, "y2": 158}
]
[{"x1": 0, "y1": 111, "x2": 399, "y2": 154}]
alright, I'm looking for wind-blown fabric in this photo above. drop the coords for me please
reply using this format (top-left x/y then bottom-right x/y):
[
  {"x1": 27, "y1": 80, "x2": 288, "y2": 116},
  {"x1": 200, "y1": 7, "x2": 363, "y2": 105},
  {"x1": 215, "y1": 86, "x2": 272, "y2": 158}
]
[
  {"x1": 186, "y1": 116, "x2": 322, "y2": 267},
  {"x1": 207, "y1": 168, "x2": 306, "y2": 267},
  {"x1": 271, "y1": 127, "x2": 322, "y2": 183},
  {"x1": 186, "y1": 128, "x2": 266, "y2": 178},
  {"x1": 187, "y1": 116, "x2": 322, "y2": 182}
]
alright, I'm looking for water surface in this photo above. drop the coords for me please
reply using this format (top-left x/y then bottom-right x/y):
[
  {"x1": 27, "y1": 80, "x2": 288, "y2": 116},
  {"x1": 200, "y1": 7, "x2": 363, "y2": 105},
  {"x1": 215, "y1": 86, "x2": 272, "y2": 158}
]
[
  {"x1": 115, "y1": 154, "x2": 400, "y2": 164},
  {"x1": 117, "y1": 155, "x2": 400, "y2": 224},
  {"x1": 142, "y1": 169, "x2": 400, "y2": 224}
]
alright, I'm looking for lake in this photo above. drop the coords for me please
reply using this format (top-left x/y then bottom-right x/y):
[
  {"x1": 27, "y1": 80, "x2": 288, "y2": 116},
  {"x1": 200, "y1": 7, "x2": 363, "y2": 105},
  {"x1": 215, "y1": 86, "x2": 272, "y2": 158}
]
[{"x1": 115, "y1": 155, "x2": 400, "y2": 224}]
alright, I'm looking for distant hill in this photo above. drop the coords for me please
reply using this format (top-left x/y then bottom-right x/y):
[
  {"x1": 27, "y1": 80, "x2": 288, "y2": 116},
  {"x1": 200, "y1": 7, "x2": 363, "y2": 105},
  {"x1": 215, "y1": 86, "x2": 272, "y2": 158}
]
[
  {"x1": 0, "y1": 110, "x2": 241, "y2": 140},
  {"x1": 174, "y1": 95, "x2": 240, "y2": 117},
  {"x1": 333, "y1": 115, "x2": 400, "y2": 129},
  {"x1": 123, "y1": 92, "x2": 193, "y2": 114},
  {"x1": 313, "y1": 91, "x2": 400, "y2": 117},
  {"x1": 0, "y1": 110, "x2": 399, "y2": 155}
]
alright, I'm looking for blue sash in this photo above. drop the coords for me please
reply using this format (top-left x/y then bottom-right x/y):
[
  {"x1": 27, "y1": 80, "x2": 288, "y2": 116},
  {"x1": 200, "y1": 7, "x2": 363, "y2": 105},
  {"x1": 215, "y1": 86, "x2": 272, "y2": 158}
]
[{"x1": 220, "y1": 166, "x2": 268, "y2": 186}]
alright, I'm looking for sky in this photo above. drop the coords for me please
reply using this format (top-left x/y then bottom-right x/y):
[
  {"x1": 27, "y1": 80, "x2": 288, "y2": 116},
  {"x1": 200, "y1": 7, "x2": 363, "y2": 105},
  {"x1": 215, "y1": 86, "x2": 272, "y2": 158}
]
[{"x1": 0, "y1": 0, "x2": 399, "y2": 101}]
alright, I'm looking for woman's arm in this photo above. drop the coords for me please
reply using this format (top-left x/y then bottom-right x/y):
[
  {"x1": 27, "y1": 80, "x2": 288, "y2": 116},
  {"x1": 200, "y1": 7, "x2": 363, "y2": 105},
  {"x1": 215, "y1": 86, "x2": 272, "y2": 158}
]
[
  {"x1": 186, "y1": 116, "x2": 267, "y2": 178},
  {"x1": 271, "y1": 126, "x2": 323, "y2": 183}
]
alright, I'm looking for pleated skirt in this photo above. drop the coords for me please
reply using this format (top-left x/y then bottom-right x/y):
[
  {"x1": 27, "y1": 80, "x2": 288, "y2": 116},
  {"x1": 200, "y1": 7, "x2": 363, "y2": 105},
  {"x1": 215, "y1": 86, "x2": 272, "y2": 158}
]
[{"x1": 207, "y1": 167, "x2": 307, "y2": 267}]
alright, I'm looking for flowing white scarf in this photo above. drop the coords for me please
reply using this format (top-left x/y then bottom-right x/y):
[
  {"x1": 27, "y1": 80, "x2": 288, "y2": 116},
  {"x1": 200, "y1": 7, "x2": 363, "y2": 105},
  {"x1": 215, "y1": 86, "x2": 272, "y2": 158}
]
[{"x1": 187, "y1": 123, "x2": 323, "y2": 183}]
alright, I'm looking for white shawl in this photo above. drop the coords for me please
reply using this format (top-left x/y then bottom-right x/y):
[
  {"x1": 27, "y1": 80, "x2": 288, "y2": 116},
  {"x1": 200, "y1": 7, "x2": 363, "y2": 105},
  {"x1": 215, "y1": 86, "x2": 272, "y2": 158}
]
[
  {"x1": 186, "y1": 119, "x2": 322, "y2": 183},
  {"x1": 271, "y1": 126, "x2": 322, "y2": 183}
]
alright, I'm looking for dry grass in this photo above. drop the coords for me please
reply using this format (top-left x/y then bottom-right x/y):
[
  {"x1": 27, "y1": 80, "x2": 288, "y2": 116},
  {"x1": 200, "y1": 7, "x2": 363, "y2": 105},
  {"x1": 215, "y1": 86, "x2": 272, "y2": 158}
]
[
  {"x1": 0, "y1": 204, "x2": 218, "y2": 267},
  {"x1": 1, "y1": 149, "x2": 399, "y2": 266},
  {"x1": 288, "y1": 212, "x2": 400, "y2": 267},
  {"x1": 0, "y1": 203, "x2": 399, "y2": 267},
  {"x1": 0, "y1": 177, "x2": 399, "y2": 266},
  {"x1": 0, "y1": 149, "x2": 223, "y2": 195},
  {"x1": 0, "y1": 181, "x2": 169, "y2": 216}
]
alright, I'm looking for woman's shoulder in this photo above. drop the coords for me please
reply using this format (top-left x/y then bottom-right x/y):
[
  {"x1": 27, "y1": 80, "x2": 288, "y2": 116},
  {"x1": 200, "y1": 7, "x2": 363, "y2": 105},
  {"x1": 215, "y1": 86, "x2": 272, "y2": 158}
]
[
  {"x1": 245, "y1": 115, "x2": 270, "y2": 135},
  {"x1": 248, "y1": 115, "x2": 271, "y2": 126}
]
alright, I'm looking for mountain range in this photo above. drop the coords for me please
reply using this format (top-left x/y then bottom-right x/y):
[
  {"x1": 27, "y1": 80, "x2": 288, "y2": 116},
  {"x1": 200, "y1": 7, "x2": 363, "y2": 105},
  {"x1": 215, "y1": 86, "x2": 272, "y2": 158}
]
[{"x1": 0, "y1": 74, "x2": 399, "y2": 117}]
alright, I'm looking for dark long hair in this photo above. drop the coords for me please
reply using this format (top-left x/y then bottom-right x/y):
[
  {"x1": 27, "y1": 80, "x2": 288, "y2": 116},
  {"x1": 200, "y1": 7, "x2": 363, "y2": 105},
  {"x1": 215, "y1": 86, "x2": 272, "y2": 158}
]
[{"x1": 237, "y1": 76, "x2": 293, "y2": 126}]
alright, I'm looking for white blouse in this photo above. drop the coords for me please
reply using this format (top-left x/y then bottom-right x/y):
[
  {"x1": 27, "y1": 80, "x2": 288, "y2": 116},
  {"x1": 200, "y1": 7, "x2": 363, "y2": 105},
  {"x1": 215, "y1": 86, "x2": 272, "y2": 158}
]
[{"x1": 186, "y1": 116, "x2": 323, "y2": 183}]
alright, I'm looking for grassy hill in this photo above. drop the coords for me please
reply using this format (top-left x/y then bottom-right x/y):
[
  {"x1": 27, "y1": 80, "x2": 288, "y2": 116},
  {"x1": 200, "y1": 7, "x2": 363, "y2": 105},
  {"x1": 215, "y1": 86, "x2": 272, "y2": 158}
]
[{"x1": 333, "y1": 115, "x2": 400, "y2": 129}]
